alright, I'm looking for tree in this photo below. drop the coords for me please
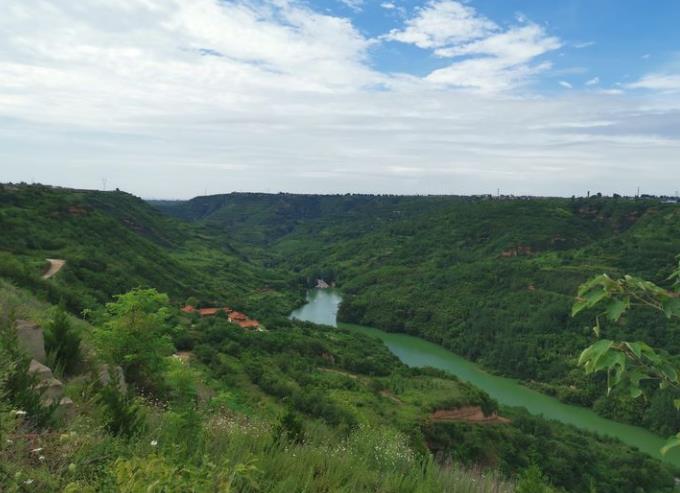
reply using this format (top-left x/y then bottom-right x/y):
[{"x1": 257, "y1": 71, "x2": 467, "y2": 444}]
[
  {"x1": 573, "y1": 256, "x2": 680, "y2": 453},
  {"x1": 45, "y1": 303, "x2": 81, "y2": 375},
  {"x1": 93, "y1": 288, "x2": 173, "y2": 392},
  {"x1": 0, "y1": 309, "x2": 54, "y2": 428},
  {"x1": 515, "y1": 465, "x2": 554, "y2": 493}
]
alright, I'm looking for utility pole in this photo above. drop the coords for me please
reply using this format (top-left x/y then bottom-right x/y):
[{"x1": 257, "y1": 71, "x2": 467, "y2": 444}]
[{"x1": 102, "y1": 178, "x2": 107, "y2": 191}]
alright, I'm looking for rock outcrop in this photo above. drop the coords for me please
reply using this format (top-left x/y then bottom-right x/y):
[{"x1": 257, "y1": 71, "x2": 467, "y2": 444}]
[
  {"x1": 16, "y1": 320, "x2": 46, "y2": 363},
  {"x1": 98, "y1": 364, "x2": 128, "y2": 394},
  {"x1": 27, "y1": 359, "x2": 74, "y2": 419},
  {"x1": 19, "y1": 320, "x2": 74, "y2": 419}
]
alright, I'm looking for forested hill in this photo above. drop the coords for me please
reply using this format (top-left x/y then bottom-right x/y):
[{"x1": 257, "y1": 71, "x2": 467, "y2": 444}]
[
  {"x1": 3, "y1": 184, "x2": 680, "y2": 491},
  {"x1": 0, "y1": 184, "x2": 299, "y2": 320},
  {"x1": 156, "y1": 193, "x2": 680, "y2": 435}
]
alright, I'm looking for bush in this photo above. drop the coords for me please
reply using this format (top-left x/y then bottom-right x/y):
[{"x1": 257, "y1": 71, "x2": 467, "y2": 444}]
[
  {"x1": 272, "y1": 410, "x2": 305, "y2": 445},
  {"x1": 45, "y1": 303, "x2": 81, "y2": 375},
  {"x1": 516, "y1": 465, "x2": 554, "y2": 493},
  {"x1": 96, "y1": 384, "x2": 145, "y2": 438},
  {"x1": 0, "y1": 310, "x2": 55, "y2": 428},
  {"x1": 92, "y1": 288, "x2": 173, "y2": 392}
]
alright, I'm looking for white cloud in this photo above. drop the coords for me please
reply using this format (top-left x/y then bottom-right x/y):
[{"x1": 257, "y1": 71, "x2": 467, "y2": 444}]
[
  {"x1": 426, "y1": 23, "x2": 561, "y2": 91},
  {"x1": 384, "y1": 0, "x2": 497, "y2": 49},
  {"x1": 384, "y1": 3, "x2": 560, "y2": 91},
  {"x1": 427, "y1": 57, "x2": 551, "y2": 92},
  {"x1": 626, "y1": 73, "x2": 680, "y2": 92},
  {"x1": 598, "y1": 89, "x2": 624, "y2": 95},
  {"x1": 573, "y1": 41, "x2": 595, "y2": 49},
  {"x1": 0, "y1": 0, "x2": 679, "y2": 198},
  {"x1": 559, "y1": 81, "x2": 573, "y2": 89},
  {"x1": 433, "y1": 24, "x2": 560, "y2": 61},
  {"x1": 380, "y1": 2, "x2": 396, "y2": 9},
  {"x1": 339, "y1": 0, "x2": 363, "y2": 12},
  {"x1": 585, "y1": 76, "x2": 600, "y2": 86}
]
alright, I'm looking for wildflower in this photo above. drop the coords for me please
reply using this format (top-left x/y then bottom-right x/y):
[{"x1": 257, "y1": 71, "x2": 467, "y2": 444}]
[
  {"x1": 150, "y1": 440, "x2": 158, "y2": 447},
  {"x1": 31, "y1": 447, "x2": 43, "y2": 454},
  {"x1": 39, "y1": 456, "x2": 46, "y2": 462},
  {"x1": 12, "y1": 410, "x2": 27, "y2": 416},
  {"x1": 24, "y1": 479, "x2": 34, "y2": 485}
]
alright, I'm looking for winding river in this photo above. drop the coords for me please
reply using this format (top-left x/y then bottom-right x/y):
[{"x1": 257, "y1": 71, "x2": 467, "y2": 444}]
[{"x1": 290, "y1": 288, "x2": 680, "y2": 466}]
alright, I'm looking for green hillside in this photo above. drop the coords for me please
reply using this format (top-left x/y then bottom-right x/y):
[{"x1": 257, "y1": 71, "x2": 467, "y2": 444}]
[
  {"x1": 2, "y1": 185, "x2": 680, "y2": 492},
  {"x1": 0, "y1": 185, "x2": 300, "y2": 321},
  {"x1": 1, "y1": 279, "x2": 675, "y2": 492},
  {"x1": 157, "y1": 193, "x2": 680, "y2": 434}
]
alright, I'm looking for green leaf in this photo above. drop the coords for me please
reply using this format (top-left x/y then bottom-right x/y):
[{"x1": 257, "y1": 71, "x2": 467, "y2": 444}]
[
  {"x1": 661, "y1": 434, "x2": 680, "y2": 455},
  {"x1": 578, "y1": 339, "x2": 613, "y2": 373},
  {"x1": 662, "y1": 297, "x2": 680, "y2": 319},
  {"x1": 605, "y1": 298, "x2": 629, "y2": 322},
  {"x1": 624, "y1": 341, "x2": 642, "y2": 359},
  {"x1": 630, "y1": 387, "x2": 643, "y2": 398},
  {"x1": 673, "y1": 399, "x2": 680, "y2": 411},
  {"x1": 659, "y1": 362, "x2": 679, "y2": 384}
]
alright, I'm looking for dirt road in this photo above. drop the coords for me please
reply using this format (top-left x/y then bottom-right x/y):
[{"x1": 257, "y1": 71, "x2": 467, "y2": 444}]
[{"x1": 42, "y1": 259, "x2": 65, "y2": 279}]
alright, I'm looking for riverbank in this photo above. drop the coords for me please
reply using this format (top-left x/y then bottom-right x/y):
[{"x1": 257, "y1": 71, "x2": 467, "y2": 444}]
[{"x1": 291, "y1": 288, "x2": 680, "y2": 466}]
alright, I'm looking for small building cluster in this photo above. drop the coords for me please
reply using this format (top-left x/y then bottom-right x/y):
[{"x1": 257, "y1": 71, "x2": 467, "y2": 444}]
[{"x1": 181, "y1": 305, "x2": 260, "y2": 329}]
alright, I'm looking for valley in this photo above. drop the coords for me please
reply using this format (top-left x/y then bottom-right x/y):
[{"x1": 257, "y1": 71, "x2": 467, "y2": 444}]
[
  {"x1": 292, "y1": 288, "x2": 680, "y2": 465},
  {"x1": 1, "y1": 184, "x2": 680, "y2": 492}
]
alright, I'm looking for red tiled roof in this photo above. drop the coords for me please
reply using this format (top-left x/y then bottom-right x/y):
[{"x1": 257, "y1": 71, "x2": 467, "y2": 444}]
[
  {"x1": 182, "y1": 304, "x2": 259, "y2": 328},
  {"x1": 229, "y1": 311, "x2": 248, "y2": 321},
  {"x1": 181, "y1": 305, "x2": 232, "y2": 316},
  {"x1": 198, "y1": 307, "x2": 230, "y2": 316}
]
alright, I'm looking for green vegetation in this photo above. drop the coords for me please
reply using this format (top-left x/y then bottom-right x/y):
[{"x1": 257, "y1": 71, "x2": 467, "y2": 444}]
[
  {"x1": 573, "y1": 256, "x2": 680, "y2": 455},
  {"x1": 1, "y1": 283, "x2": 517, "y2": 492},
  {"x1": 2, "y1": 185, "x2": 680, "y2": 491},
  {"x1": 0, "y1": 184, "x2": 300, "y2": 320},
  {"x1": 2, "y1": 281, "x2": 677, "y2": 491},
  {"x1": 45, "y1": 303, "x2": 81, "y2": 375},
  {"x1": 157, "y1": 192, "x2": 680, "y2": 434}
]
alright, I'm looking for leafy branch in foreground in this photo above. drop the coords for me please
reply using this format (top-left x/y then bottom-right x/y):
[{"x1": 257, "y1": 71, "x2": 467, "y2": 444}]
[{"x1": 573, "y1": 257, "x2": 680, "y2": 453}]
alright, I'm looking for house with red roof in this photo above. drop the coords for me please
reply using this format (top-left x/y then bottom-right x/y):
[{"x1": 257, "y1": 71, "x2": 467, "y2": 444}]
[{"x1": 181, "y1": 305, "x2": 260, "y2": 329}]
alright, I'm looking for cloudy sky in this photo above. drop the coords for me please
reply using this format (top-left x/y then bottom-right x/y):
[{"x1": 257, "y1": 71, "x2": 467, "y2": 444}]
[{"x1": 1, "y1": 0, "x2": 679, "y2": 198}]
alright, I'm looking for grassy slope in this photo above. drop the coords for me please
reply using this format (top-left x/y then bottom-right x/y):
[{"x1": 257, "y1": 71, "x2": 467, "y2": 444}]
[
  {"x1": 1, "y1": 279, "x2": 675, "y2": 492},
  {"x1": 0, "y1": 280, "x2": 516, "y2": 492}
]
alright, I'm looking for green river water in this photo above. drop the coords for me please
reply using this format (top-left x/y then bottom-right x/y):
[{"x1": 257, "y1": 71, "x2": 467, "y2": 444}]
[{"x1": 290, "y1": 288, "x2": 680, "y2": 466}]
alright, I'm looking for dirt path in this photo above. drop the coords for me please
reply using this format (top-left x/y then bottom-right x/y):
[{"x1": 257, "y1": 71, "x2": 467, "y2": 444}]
[
  {"x1": 430, "y1": 406, "x2": 511, "y2": 425},
  {"x1": 42, "y1": 259, "x2": 65, "y2": 279}
]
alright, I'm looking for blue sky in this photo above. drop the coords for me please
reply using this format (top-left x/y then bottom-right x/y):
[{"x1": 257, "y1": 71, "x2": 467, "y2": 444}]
[
  {"x1": 0, "y1": 0, "x2": 679, "y2": 197},
  {"x1": 332, "y1": 0, "x2": 680, "y2": 90}
]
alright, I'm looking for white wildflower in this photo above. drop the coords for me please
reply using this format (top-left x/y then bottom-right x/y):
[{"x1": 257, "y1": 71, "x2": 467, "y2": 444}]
[
  {"x1": 24, "y1": 479, "x2": 34, "y2": 485},
  {"x1": 31, "y1": 447, "x2": 43, "y2": 453},
  {"x1": 150, "y1": 440, "x2": 158, "y2": 447}
]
